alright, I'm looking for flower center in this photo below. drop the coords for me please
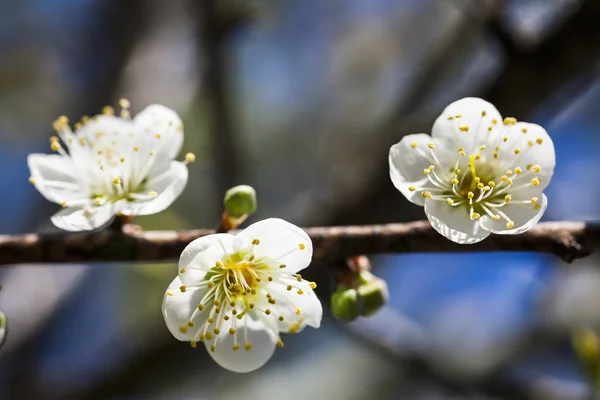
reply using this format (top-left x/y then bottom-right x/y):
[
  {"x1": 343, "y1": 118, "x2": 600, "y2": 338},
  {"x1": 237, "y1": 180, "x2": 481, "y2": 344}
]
[
  {"x1": 174, "y1": 239, "x2": 314, "y2": 353},
  {"x1": 407, "y1": 115, "x2": 546, "y2": 229}
]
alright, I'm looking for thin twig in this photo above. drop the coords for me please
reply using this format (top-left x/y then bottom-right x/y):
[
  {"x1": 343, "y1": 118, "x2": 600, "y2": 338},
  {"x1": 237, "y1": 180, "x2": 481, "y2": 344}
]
[{"x1": 0, "y1": 221, "x2": 597, "y2": 266}]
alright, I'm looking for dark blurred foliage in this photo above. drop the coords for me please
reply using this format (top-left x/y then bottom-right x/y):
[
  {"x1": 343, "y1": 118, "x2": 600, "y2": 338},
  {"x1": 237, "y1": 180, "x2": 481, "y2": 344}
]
[{"x1": 1, "y1": 0, "x2": 600, "y2": 399}]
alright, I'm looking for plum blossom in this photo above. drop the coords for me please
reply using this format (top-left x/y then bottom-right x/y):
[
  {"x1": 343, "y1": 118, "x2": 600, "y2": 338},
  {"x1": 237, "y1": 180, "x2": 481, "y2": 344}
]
[
  {"x1": 162, "y1": 218, "x2": 322, "y2": 373},
  {"x1": 28, "y1": 100, "x2": 194, "y2": 231},
  {"x1": 389, "y1": 97, "x2": 555, "y2": 244}
]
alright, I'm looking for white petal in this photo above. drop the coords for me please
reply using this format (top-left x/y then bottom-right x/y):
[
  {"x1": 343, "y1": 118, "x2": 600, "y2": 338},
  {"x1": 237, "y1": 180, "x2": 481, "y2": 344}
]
[
  {"x1": 77, "y1": 115, "x2": 136, "y2": 145},
  {"x1": 432, "y1": 97, "x2": 503, "y2": 155},
  {"x1": 424, "y1": 199, "x2": 490, "y2": 244},
  {"x1": 479, "y1": 194, "x2": 548, "y2": 235},
  {"x1": 496, "y1": 122, "x2": 555, "y2": 190},
  {"x1": 237, "y1": 219, "x2": 312, "y2": 274},
  {"x1": 268, "y1": 278, "x2": 322, "y2": 332},
  {"x1": 207, "y1": 315, "x2": 277, "y2": 373},
  {"x1": 389, "y1": 134, "x2": 442, "y2": 206},
  {"x1": 162, "y1": 276, "x2": 209, "y2": 341},
  {"x1": 50, "y1": 203, "x2": 118, "y2": 232},
  {"x1": 134, "y1": 104, "x2": 184, "y2": 162},
  {"x1": 27, "y1": 154, "x2": 86, "y2": 204},
  {"x1": 187, "y1": 235, "x2": 239, "y2": 273},
  {"x1": 119, "y1": 161, "x2": 188, "y2": 216},
  {"x1": 178, "y1": 234, "x2": 236, "y2": 285}
]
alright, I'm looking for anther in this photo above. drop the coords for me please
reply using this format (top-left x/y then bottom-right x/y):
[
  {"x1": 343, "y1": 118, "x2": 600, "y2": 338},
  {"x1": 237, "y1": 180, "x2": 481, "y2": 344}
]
[
  {"x1": 536, "y1": 138, "x2": 543, "y2": 144},
  {"x1": 205, "y1": 332, "x2": 213, "y2": 340},
  {"x1": 119, "y1": 98, "x2": 130, "y2": 109},
  {"x1": 492, "y1": 215, "x2": 501, "y2": 221},
  {"x1": 531, "y1": 178, "x2": 540, "y2": 186},
  {"x1": 149, "y1": 191, "x2": 158, "y2": 197},
  {"x1": 506, "y1": 221, "x2": 515, "y2": 229},
  {"x1": 531, "y1": 197, "x2": 538, "y2": 203},
  {"x1": 179, "y1": 326, "x2": 188, "y2": 333},
  {"x1": 514, "y1": 167, "x2": 523, "y2": 174},
  {"x1": 277, "y1": 340, "x2": 284, "y2": 348},
  {"x1": 187, "y1": 321, "x2": 195, "y2": 327},
  {"x1": 245, "y1": 343, "x2": 253, "y2": 351},
  {"x1": 113, "y1": 177, "x2": 121, "y2": 185},
  {"x1": 427, "y1": 143, "x2": 435, "y2": 149},
  {"x1": 167, "y1": 290, "x2": 174, "y2": 296},
  {"x1": 296, "y1": 274, "x2": 302, "y2": 282},
  {"x1": 190, "y1": 340, "x2": 197, "y2": 348},
  {"x1": 514, "y1": 148, "x2": 520, "y2": 155},
  {"x1": 198, "y1": 304, "x2": 205, "y2": 311},
  {"x1": 522, "y1": 128, "x2": 528, "y2": 133},
  {"x1": 213, "y1": 328, "x2": 220, "y2": 335},
  {"x1": 451, "y1": 179, "x2": 459, "y2": 185},
  {"x1": 481, "y1": 111, "x2": 487, "y2": 117},
  {"x1": 505, "y1": 195, "x2": 512, "y2": 203},
  {"x1": 309, "y1": 282, "x2": 317, "y2": 289},
  {"x1": 229, "y1": 328, "x2": 236, "y2": 335},
  {"x1": 532, "y1": 165, "x2": 541, "y2": 172},
  {"x1": 297, "y1": 289, "x2": 304, "y2": 295},
  {"x1": 408, "y1": 186, "x2": 416, "y2": 192},
  {"x1": 278, "y1": 316, "x2": 284, "y2": 321},
  {"x1": 446, "y1": 198, "x2": 454, "y2": 205},
  {"x1": 180, "y1": 285, "x2": 187, "y2": 293},
  {"x1": 233, "y1": 344, "x2": 240, "y2": 351},
  {"x1": 287, "y1": 285, "x2": 292, "y2": 291},
  {"x1": 459, "y1": 125, "x2": 469, "y2": 132},
  {"x1": 102, "y1": 106, "x2": 114, "y2": 116},
  {"x1": 207, "y1": 318, "x2": 215, "y2": 324},
  {"x1": 411, "y1": 142, "x2": 418, "y2": 148},
  {"x1": 467, "y1": 192, "x2": 474, "y2": 199},
  {"x1": 421, "y1": 191, "x2": 432, "y2": 199},
  {"x1": 185, "y1": 153, "x2": 196, "y2": 163},
  {"x1": 210, "y1": 344, "x2": 216, "y2": 353},
  {"x1": 488, "y1": 181, "x2": 495, "y2": 187},
  {"x1": 265, "y1": 309, "x2": 271, "y2": 315},
  {"x1": 296, "y1": 307, "x2": 301, "y2": 315}
]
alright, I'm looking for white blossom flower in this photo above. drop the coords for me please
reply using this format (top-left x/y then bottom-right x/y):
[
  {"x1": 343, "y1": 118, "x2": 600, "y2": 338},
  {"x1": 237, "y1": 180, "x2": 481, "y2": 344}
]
[
  {"x1": 27, "y1": 100, "x2": 195, "y2": 231},
  {"x1": 389, "y1": 97, "x2": 555, "y2": 244},
  {"x1": 162, "y1": 218, "x2": 322, "y2": 373}
]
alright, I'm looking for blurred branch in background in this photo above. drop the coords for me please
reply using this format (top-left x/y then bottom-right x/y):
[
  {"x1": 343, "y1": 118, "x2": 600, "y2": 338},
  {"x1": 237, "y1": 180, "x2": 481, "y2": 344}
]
[
  {"x1": 193, "y1": 0, "x2": 253, "y2": 199},
  {"x1": 0, "y1": 221, "x2": 599, "y2": 266}
]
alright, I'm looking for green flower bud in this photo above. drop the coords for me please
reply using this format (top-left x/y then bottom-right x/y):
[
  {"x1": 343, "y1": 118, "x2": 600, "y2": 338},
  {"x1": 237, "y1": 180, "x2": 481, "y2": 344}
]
[
  {"x1": 331, "y1": 288, "x2": 360, "y2": 322},
  {"x1": 0, "y1": 310, "x2": 7, "y2": 349},
  {"x1": 224, "y1": 185, "x2": 257, "y2": 218},
  {"x1": 357, "y1": 272, "x2": 389, "y2": 317}
]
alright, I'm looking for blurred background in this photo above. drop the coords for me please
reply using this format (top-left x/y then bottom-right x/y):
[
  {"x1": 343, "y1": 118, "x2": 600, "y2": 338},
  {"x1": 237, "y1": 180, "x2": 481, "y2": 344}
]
[{"x1": 0, "y1": 0, "x2": 600, "y2": 398}]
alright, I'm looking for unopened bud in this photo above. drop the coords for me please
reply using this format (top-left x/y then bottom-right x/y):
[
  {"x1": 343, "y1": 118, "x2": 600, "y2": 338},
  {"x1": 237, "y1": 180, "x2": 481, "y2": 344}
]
[
  {"x1": 357, "y1": 271, "x2": 389, "y2": 317},
  {"x1": 0, "y1": 310, "x2": 7, "y2": 349},
  {"x1": 224, "y1": 185, "x2": 257, "y2": 218},
  {"x1": 331, "y1": 288, "x2": 359, "y2": 322}
]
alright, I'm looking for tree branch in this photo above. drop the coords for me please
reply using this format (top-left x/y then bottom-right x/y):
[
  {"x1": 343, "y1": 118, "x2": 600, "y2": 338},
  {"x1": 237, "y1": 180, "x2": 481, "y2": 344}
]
[{"x1": 0, "y1": 221, "x2": 597, "y2": 266}]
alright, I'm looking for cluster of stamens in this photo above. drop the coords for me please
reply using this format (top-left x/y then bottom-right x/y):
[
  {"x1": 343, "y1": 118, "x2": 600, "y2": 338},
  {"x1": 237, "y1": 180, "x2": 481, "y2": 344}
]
[
  {"x1": 171, "y1": 239, "x2": 315, "y2": 352},
  {"x1": 408, "y1": 112, "x2": 545, "y2": 229}
]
